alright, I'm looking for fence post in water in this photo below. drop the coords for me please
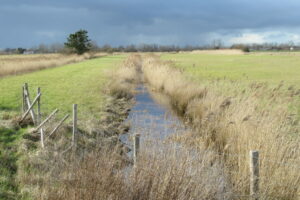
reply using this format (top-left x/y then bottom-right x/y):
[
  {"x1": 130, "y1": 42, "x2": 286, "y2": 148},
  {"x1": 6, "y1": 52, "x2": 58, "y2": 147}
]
[
  {"x1": 72, "y1": 104, "x2": 78, "y2": 149},
  {"x1": 37, "y1": 87, "x2": 41, "y2": 125},
  {"x1": 133, "y1": 134, "x2": 140, "y2": 166},
  {"x1": 250, "y1": 150, "x2": 259, "y2": 200}
]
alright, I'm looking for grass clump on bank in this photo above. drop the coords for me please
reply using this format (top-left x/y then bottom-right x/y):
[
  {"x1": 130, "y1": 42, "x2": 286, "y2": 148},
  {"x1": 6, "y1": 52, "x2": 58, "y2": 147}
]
[{"x1": 142, "y1": 54, "x2": 300, "y2": 199}]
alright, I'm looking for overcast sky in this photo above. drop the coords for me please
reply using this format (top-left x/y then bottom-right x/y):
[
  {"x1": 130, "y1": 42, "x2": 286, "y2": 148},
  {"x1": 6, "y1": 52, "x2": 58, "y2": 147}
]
[{"x1": 1, "y1": 0, "x2": 300, "y2": 48}]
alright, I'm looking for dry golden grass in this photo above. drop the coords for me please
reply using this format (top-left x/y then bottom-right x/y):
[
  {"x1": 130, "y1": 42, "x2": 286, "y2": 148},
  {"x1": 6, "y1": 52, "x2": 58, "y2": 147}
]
[
  {"x1": 25, "y1": 142, "x2": 232, "y2": 200},
  {"x1": 0, "y1": 53, "x2": 106, "y2": 77},
  {"x1": 189, "y1": 49, "x2": 245, "y2": 55},
  {"x1": 106, "y1": 54, "x2": 142, "y2": 99},
  {"x1": 142, "y1": 54, "x2": 300, "y2": 199}
]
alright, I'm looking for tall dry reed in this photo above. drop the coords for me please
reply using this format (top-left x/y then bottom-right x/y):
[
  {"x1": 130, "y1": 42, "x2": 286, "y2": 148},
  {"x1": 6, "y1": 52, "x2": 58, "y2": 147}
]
[
  {"x1": 142, "y1": 54, "x2": 300, "y2": 199},
  {"x1": 29, "y1": 141, "x2": 232, "y2": 200}
]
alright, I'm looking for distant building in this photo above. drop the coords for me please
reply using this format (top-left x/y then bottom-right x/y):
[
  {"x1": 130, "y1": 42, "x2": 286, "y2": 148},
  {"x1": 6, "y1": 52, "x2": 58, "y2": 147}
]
[{"x1": 23, "y1": 50, "x2": 35, "y2": 55}]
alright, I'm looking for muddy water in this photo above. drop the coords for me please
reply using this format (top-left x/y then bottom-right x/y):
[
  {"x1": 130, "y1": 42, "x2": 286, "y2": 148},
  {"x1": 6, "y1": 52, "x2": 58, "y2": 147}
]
[{"x1": 120, "y1": 85, "x2": 186, "y2": 146}]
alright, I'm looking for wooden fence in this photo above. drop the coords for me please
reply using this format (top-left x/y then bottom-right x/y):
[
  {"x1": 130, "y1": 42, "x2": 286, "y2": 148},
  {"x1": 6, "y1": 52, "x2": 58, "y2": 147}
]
[{"x1": 20, "y1": 83, "x2": 77, "y2": 149}]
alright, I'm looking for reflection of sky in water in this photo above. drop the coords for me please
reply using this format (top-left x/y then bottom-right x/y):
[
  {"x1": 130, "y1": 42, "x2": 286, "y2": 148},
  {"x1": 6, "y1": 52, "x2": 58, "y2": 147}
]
[{"x1": 120, "y1": 85, "x2": 185, "y2": 147}]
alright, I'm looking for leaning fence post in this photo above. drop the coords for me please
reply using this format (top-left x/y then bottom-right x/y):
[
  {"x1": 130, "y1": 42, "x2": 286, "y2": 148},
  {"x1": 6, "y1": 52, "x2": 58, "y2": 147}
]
[
  {"x1": 250, "y1": 150, "x2": 259, "y2": 200},
  {"x1": 24, "y1": 83, "x2": 36, "y2": 125},
  {"x1": 37, "y1": 87, "x2": 41, "y2": 125},
  {"x1": 72, "y1": 104, "x2": 78, "y2": 148},
  {"x1": 133, "y1": 134, "x2": 140, "y2": 166}
]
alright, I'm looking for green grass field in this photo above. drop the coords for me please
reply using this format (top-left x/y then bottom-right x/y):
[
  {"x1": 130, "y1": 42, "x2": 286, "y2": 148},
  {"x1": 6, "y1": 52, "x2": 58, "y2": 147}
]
[
  {"x1": 0, "y1": 55, "x2": 126, "y2": 120},
  {"x1": 161, "y1": 52, "x2": 300, "y2": 116},
  {"x1": 162, "y1": 52, "x2": 300, "y2": 86}
]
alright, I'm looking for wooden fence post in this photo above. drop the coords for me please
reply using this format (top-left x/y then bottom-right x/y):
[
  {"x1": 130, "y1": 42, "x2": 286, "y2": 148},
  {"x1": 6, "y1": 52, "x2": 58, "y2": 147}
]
[
  {"x1": 24, "y1": 83, "x2": 36, "y2": 125},
  {"x1": 72, "y1": 104, "x2": 78, "y2": 148},
  {"x1": 22, "y1": 85, "x2": 26, "y2": 113},
  {"x1": 40, "y1": 128, "x2": 45, "y2": 148},
  {"x1": 48, "y1": 114, "x2": 70, "y2": 138},
  {"x1": 37, "y1": 87, "x2": 41, "y2": 125},
  {"x1": 133, "y1": 134, "x2": 140, "y2": 166},
  {"x1": 35, "y1": 109, "x2": 59, "y2": 131},
  {"x1": 20, "y1": 93, "x2": 41, "y2": 122},
  {"x1": 250, "y1": 150, "x2": 259, "y2": 200}
]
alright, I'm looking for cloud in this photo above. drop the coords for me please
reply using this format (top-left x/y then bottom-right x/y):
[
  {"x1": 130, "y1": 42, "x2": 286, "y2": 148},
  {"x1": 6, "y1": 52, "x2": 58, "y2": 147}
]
[
  {"x1": 229, "y1": 33, "x2": 266, "y2": 44},
  {"x1": 1, "y1": 0, "x2": 300, "y2": 47}
]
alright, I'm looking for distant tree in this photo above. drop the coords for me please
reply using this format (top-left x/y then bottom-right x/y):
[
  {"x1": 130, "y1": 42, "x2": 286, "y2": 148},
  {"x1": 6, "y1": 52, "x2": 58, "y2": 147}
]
[
  {"x1": 17, "y1": 48, "x2": 26, "y2": 54},
  {"x1": 64, "y1": 29, "x2": 92, "y2": 54},
  {"x1": 211, "y1": 39, "x2": 223, "y2": 49}
]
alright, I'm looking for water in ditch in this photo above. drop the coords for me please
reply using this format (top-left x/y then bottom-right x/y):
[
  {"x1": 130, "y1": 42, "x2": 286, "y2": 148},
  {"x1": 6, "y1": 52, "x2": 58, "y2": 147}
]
[{"x1": 120, "y1": 84, "x2": 186, "y2": 147}]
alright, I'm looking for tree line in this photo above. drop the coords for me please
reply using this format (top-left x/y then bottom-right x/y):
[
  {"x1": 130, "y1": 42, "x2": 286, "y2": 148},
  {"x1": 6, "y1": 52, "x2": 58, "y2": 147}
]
[{"x1": 1, "y1": 29, "x2": 299, "y2": 55}]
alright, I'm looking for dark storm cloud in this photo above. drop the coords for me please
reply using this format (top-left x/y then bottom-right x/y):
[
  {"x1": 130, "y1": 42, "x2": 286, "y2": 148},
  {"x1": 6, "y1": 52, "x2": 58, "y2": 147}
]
[{"x1": 1, "y1": 0, "x2": 300, "y2": 48}]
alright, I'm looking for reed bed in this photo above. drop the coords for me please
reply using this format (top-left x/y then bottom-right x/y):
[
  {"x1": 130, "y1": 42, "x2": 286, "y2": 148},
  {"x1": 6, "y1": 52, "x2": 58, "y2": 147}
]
[
  {"x1": 0, "y1": 53, "x2": 105, "y2": 77},
  {"x1": 142, "y1": 54, "x2": 300, "y2": 199},
  {"x1": 26, "y1": 141, "x2": 232, "y2": 200}
]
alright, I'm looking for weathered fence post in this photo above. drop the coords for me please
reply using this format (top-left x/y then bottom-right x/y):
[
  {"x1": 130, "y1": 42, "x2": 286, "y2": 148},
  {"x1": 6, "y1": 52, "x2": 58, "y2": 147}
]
[
  {"x1": 250, "y1": 150, "x2": 259, "y2": 200},
  {"x1": 72, "y1": 104, "x2": 78, "y2": 148},
  {"x1": 24, "y1": 83, "x2": 36, "y2": 125},
  {"x1": 133, "y1": 134, "x2": 140, "y2": 166},
  {"x1": 22, "y1": 85, "x2": 26, "y2": 113},
  {"x1": 20, "y1": 93, "x2": 41, "y2": 122},
  {"x1": 48, "y1": 114, "x2": 69, "y2": 138},
  {"x1": 37, "y1": 87, "x2": 41, "y2": 125},
  {"x1": 40, "y1": 128, "x2": 45, "y2": 148}
]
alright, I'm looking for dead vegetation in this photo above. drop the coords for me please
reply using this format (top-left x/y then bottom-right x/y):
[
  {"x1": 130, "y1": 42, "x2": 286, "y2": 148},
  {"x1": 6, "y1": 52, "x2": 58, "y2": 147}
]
[
  {"x1": 26, "y1": 141, "x2": 232, "y2": 200},
  {"x1": 189, "y1": 49, "x2": 245, "y2": 55},
  {"x1": 0, "y1": 53, "x2": 106, "y2": 77},
  {"x1": 142, "y1": 54, "x2": 300, "y2": 199}
]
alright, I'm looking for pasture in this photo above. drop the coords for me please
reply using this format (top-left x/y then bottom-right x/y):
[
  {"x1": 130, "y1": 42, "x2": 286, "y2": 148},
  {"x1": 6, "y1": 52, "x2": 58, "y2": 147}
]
[
  {"x1": 162, "y1": 52, "x2": 300, "y2": 85},
  {"x1": 0, "y1": 55, "x2": 125, "y2": 120},
  {"x1": 162, "y1": 51, "x2": 300, "y2": 115}
]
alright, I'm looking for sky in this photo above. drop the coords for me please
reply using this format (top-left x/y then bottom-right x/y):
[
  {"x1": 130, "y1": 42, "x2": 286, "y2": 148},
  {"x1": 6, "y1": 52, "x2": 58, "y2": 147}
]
[{"x1": 1, "y1": 0, "x2": 300, "y2": 48}]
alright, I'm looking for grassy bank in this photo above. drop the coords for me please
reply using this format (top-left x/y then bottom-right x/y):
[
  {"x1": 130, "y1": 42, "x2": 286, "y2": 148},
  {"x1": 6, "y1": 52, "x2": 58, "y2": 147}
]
[
  {"x1": 0, "y1": 55, "x2": 126, "y2": 120},
  {"x1": 0, "y1": 128, "x2": 27, "y2": 200}
]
